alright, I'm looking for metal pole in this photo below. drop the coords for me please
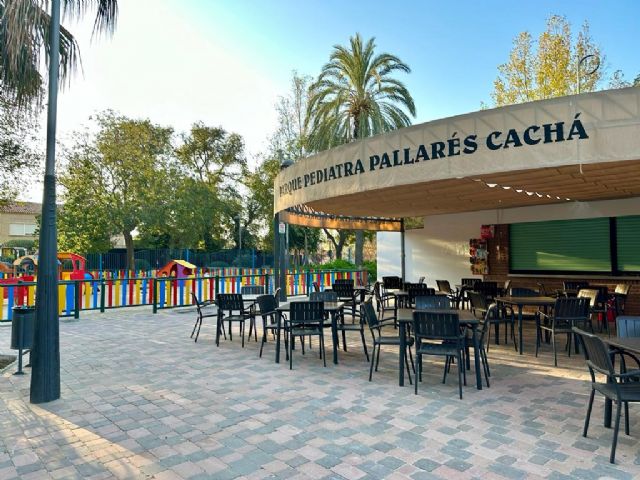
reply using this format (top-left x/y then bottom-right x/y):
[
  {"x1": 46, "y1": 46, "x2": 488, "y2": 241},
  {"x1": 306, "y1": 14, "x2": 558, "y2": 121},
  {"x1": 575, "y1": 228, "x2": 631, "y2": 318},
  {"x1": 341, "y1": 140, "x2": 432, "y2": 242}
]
[
  {"x1": 400, "y1": 219, "x2": 406, "y2": 283},
  {"x1": 31, "y1": 0, "x2": 61, "y2": 404}
]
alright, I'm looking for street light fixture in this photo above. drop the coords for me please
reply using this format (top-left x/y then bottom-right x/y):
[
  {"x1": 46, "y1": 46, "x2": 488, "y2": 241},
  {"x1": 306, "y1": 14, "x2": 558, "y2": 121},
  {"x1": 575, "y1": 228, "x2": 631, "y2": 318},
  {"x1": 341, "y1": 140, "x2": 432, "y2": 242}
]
[{"x1": 577, "y1": 54, "x2": 600, "y2": 95}]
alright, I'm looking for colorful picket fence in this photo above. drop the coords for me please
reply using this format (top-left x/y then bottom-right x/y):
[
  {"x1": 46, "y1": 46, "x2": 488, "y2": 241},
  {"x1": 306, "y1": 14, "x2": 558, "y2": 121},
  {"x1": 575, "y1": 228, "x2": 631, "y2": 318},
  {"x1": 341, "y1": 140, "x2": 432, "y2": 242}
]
[{"x1": 0, "y1": 269, "x2": 369, "y2": 321}]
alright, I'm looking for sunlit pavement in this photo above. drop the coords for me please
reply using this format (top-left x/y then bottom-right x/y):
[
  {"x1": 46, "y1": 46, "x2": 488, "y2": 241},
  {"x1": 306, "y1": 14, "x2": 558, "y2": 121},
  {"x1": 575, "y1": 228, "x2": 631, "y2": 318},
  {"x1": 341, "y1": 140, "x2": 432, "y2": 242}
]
[{"x1": 1, "y1": 306, "x2": 639, "y2": 479}]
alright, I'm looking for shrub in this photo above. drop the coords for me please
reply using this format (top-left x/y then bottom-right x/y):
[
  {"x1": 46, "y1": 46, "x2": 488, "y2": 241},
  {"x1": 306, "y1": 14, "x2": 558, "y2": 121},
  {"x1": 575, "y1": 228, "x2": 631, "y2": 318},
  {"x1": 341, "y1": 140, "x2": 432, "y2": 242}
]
[
  {"x1": 134, "y1": 259, "x2": 151, "y2": 271},
  {"x1": 363, "y1": 260, "x2": 377, "y2": 282},
  {"x1": 207, "y1": 261, "x2": 229, "y2": 268}
]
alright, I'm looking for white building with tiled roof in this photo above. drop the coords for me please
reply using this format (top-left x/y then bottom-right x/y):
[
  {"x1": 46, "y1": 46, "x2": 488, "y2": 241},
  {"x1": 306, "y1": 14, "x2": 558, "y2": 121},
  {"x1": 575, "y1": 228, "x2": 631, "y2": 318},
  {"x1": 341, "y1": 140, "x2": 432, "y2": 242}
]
[{"x1": 0, "y1": 201, "x2": 40, "y2": 243}]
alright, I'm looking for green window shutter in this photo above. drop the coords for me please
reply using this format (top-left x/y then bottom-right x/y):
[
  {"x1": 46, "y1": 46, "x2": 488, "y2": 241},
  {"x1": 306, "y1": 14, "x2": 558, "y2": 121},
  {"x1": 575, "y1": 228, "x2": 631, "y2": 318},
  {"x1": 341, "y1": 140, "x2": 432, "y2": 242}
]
[
  {"x1": 510, "y1": 218, "x2": 611, "y2": 272},
  {"x1": 617, "y1": 215, "x2": 640, "y2": 272}
]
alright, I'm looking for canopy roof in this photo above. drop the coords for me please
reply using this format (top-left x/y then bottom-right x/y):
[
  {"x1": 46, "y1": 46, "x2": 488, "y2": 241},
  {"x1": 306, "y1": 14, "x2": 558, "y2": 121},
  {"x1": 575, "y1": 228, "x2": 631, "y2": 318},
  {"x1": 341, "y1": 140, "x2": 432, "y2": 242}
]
[{"x1": 274, "y1": 87, "x2": 640, "y2": 223}]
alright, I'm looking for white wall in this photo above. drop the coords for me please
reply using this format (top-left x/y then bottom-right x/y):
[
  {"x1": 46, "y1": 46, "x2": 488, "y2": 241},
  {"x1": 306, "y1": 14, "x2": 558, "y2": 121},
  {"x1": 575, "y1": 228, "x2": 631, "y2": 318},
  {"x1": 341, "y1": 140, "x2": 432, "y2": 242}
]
[{"x1": 377, "y1": 197, "x2": 640, "y2": 286}]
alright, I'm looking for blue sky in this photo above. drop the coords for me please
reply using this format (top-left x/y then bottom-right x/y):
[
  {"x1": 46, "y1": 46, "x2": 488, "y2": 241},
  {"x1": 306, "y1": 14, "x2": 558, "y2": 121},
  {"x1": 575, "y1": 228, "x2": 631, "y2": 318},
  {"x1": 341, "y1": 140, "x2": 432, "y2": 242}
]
[
  {"x1": 189, "y1": 0, "x2": 639, "y2": 124},
  {"x1": 27, "y1": 0, "x2": 638, "y2": 202}
]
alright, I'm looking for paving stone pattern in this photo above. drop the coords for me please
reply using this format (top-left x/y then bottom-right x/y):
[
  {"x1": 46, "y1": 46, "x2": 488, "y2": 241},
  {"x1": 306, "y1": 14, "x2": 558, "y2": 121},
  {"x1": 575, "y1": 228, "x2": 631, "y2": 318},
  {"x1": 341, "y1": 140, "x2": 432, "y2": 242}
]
[{"x1": 1, "y1": 306, "x2": 639, "y2": 479}]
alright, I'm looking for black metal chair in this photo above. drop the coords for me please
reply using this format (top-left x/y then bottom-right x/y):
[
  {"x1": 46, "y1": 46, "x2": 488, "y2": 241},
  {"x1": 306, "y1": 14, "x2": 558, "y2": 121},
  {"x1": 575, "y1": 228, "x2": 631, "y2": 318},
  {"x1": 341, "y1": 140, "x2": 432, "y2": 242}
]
[
  {"x1": 312, "y1": 282, "x2": 321, "y2": 293},
  {"x1": 406, "y1": 283, "x2": 434, "y2": 308},
  {"x1": 573, "y1": 327, "x2": 640, "y2": 464},
  {"x1": 362, "y1": 300, "x2": 414, "y2": 383},
  {"x1": 417, "y1": 276, "x2": 425, "y2": 284},
  {"x1": 256, "y1": 294, "x2": 288, "y2": 360},
  {"x1": 311, "y1": 291, "x2": 369, "y2": 361},
  {"x1": 382, "y1": 276, "x2": 403, "y2": 290},
  {"x1": 373, "y1": 282, "x2": 398, "y2": 328},
  {"x1": 288, "y1": 301, "x2": 326, "y2": 370},
  {"x1": 578, "y1": 288, "x2": 610, "y2": 335},
  {"x1": 242, "y1": 285, "x2": 265, "y2": 342},
  {"x1": 475, "y1": 281, "x2": 498, "y2": 302},
  {"x1": 415, "y1": 295, "x2": 450, "y2": 309},
  {"x1": 413, "y1": 310, "x2": 466, "y2": 399},
  {"x1": 510, "y1": 287, "x2": 539, "y2": 296},
  {"x1": 215, "y1": 293, "x2": 253, "y2": 347},
  {"x1": 468, "y1": 291, "x2": 515, "y2": 350},
  {"x1": 332, "y1": 282, "x2": 361, "y2": 322},
  {"x1": 190, "y1": 292, "x2": 219, "y2": 342},
  {"x1": 563, "y1": 280, "x2": 590, "y2": 295},
  {"x1": 436, "y1": 280, "x2": 461, "y2": 309},
  {"x1": 536, "y1": 297, "x2": 591, "y2": 366},
  {"x1": 612, "y1": 284, "x2": 631, "y2": 317},
  {"x1": 465, "y1": 303, "x2": 501, "y2": 387}
]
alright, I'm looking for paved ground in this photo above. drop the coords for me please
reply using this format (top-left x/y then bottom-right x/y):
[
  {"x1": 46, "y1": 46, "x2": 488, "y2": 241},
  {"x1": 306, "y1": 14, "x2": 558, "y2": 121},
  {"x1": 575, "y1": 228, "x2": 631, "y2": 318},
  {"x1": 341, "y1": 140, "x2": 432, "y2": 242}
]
[{"x1": 1, "y1": 305, "x2": 639, "y2": 479}]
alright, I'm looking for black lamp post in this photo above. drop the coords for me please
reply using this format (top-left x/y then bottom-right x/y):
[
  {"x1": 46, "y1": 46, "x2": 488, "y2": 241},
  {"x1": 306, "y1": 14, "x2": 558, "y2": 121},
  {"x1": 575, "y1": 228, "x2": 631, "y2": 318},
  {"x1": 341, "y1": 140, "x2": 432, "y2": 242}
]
[{"x1": 30, "y1": 0, "x2": 61, "y2": 404}]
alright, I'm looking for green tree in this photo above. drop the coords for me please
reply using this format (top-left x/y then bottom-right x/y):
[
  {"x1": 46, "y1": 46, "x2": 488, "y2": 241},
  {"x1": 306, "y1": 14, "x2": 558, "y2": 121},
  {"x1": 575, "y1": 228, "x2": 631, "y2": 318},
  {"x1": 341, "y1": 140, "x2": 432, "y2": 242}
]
[
  {"x1": 0, "y1": 94, "x2": 40, "y2": 204},
  {"x1": 59, "y1": 112, "x2": 174, "y2": 270},
  {"x1": 306, "y1": 33, "x2": 416, "y2": 263},
  {"x1": 608, "y1": 70, "x2": 640, "y2": 89},
  {"x1": 0, "y1": 0, "x2": 117, "y2": 105},
  {"x1": 306, "y1": 33, "x2": 416, "y2": 150},
  {"x1": 174, "y1": 123, "x2": 246, "y2": 250},
  {"x1": 492, "y1": 15, "x2": 603, "y2": 106}
]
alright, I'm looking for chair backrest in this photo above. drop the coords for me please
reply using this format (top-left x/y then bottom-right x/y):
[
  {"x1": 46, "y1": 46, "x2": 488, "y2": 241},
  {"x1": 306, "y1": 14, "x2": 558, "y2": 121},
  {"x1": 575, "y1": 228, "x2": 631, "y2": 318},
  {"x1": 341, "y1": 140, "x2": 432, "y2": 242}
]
[
  {"x1": 554, "y1": 297, "x2": 590, "y2": 319},
  {"x1": 573, "y1": 327, "x2": 616, "y2": 378},
  {"x1": 191, "y1": 292, "x2": 203, "y2": 312},
  {"x1": 577, "y1": 288, "x2": 598, "y2": 308},
  {"x1": 334, "y1": 278, "x2": 354, "y2": 286},
  {"x1": 478, "y1": 303, "x2": 500, "y2": 344},
  {"x1": 468, "y1": 291, "x2": 488, "y2": 311},
  {"x1": 615, "y1": 284, "x2": 631, "y2": 296},
  {"x1": 362, "y1": 300, "x2": 380, "y2": 330},
  {"x1": 461, "y1": 278, "x2": 480, "y2": 287},
  {"x1": 415, "y1": 295, "x2": 450, "y2": 309},
  {"x1": 412, "y1": 311, "x2": 461, "y2": 342},
  {"x1": 332, "y1": 283, "x2": 355, "y2": 298},
  {"x1": 382, "y1": 276, "x2": 402, "y2": 289},
  {"x1": 407, "y1": 283, "x2": 434, "y2": 302},
  {"x1": 593, "y1": 285, "x2": 608, "y2": 304},
  {"x1": 312, "y1": 282, "x2": 321, "y2": 292},
  {"x1": 475, "y1": 281, "x2": 498, "y2": 298},
  {"x1": 503, "y1": 279, "x2": 512, "y2": 292},
  {"x1": 616, "y1": 316, "x2": 640, "y2": 338},
  {"x1": 289, "y1": 301, "x2": 324, "y2": 325},
  {"x1": 256, "y1": 294, "x2": 277, "y2": 316},
  {"x1": 216, "y1": 293, "x2": 244, "y2": 311},
  {"x1": 417, "y1": 276, "x2": 425, "y2": 284},
  {"x1": 436, "y1": 280, "x2": 452, "y2": 293},
  {"x1": 510, "y1": 287, "x2": 538, "y2": 297},
  {"x1": 536, "y1": 282, "x2": 548, "y2": 296},
  {"x1": 241, "y1": 285, "x2": 265, "y2": 295},
  {"x1": 310, "y1": 291, "x2": 338, "y2": 302},
  {"x1": 564, "y1": 280, "x2": 589, "y2": 291}
]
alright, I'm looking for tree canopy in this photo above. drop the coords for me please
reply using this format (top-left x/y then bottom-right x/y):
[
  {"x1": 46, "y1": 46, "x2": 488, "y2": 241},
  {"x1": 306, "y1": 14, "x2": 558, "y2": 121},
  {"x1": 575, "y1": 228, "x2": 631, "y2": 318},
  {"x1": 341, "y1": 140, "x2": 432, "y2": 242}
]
[
  {"x1": 492, "y1": 15, "x2": 603, "y2": 106},
  {"x1": 0, "y1": 0, "x2": 118, "y2": 105}
]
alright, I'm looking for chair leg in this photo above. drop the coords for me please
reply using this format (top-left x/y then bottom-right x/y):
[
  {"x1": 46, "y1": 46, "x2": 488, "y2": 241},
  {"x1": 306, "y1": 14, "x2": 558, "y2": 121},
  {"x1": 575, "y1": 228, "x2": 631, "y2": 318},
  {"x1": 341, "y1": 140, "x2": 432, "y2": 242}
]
[
  {"x1": 552, "y1": 332, "x2": 557, "y2": 367},
  {"x1": 443, "y1": 357, "x2": 449, "y2": 384},
  {"x1": 241, "y1": 321, "x2": 245, "y2": 348},
  {"x1": 610, "y1": 400, "x2": 622, "y2": 463},
  {"x1": 289, "y1": 335, "x2": 294, "y2": 370},
  {"x1": 375, "y1": 344, "x2": 381, "y2": 372},
  {"x1": 321, "y1": 333, "x2": 326, "y2": 367},
  {"x1": 457, "y1": 352, "x2": 463, "y2": 399},
  {"x1": 259, "y1": 330, "x2": 266, "y2": 358},
  {"x1": 405, "y1": 348, "x2": 412, "y2": 385},
  {"x1": 191, "y1": 316, "x2": 200, "y2": 338},
  {"x1": 583, "y1": 389, "x2": 595, "y2": 437},
  {"x1": 624, "y1": 402, "x2": 630, "y2": 436},
  {"x1": 342, "y1": 328, "x2": 347, "y2": 352},
  {"x1": 228, "y1": 320, "x2": 232, "y2": 341},
  {"x1": 461, "y1": 350, "x2": 467, "y2": 386},
  {"x1": 360, "y1": 329, "x2": 369, "y2": 362},
  {"x1": 415, "y1": 353, "x2": 421, "y2": 395},
  {"x1": 481, "y1": 348, "x2": 490, "y2": 388},
  {"x1": 193, "y1": 317, "x2": 202, "y2": 342},
  {"x1": 369, "y1": 344, "x2": 376, "y2": 381},
  {"x1": 408, "y1": 346, "x2": 415, "y2": 374}
]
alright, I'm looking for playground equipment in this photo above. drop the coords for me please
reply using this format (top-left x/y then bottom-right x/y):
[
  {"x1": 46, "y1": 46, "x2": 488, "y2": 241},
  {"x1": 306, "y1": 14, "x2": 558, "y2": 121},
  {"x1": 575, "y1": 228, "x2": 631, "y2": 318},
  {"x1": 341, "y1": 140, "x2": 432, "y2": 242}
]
[
  {"x1": 12, "y1": 252, "x2": 93, "y2": 280},
  {"x1": 157, "y1": 260, "x2": 196, "y2": 278}
]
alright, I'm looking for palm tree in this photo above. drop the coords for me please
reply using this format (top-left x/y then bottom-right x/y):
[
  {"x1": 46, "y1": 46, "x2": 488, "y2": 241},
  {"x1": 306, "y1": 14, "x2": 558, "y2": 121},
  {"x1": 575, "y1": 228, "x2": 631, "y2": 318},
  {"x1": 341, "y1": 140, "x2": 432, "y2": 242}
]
[
  {"x1": 306, "y1": 33, "x2": 416, "y2": 266},
  {"x1": 0, "y1": 0, "x2": 118, "y2": 104},
  {"x1": 306, "y1": 32, "x2": 416, "y2": 150}
]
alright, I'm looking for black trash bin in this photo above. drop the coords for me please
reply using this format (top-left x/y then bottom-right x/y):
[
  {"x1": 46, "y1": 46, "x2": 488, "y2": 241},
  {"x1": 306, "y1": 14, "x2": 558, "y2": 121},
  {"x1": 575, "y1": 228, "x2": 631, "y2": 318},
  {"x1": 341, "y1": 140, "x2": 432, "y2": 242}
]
[{"x1": 11, "y1": 306, "x2": 35, "y2": 375}]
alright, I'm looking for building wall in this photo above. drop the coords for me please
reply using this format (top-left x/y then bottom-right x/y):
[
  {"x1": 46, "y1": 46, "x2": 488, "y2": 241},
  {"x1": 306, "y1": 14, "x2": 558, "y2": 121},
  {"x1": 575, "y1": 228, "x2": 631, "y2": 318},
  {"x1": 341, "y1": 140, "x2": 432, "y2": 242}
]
[
  {"x1": 0, "y1": 212, "x2": 38, "y2": 244},
  {"x1": 377, "y1": 196, "x2": 640, "y2": 313}
]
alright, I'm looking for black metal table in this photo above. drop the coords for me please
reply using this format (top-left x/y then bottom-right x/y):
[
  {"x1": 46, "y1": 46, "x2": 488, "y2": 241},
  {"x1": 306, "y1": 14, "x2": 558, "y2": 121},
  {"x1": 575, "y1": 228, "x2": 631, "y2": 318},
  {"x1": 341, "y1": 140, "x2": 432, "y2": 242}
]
[
  {"x1": 397, "y1": 308, "x2": 482, "y2": 390},
  {"x1": 276, "y1": 301, "x2": 345, "y2": 365},
  {"x1": 495, "y1": 296, "x2": 556, "y2": 354}
]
